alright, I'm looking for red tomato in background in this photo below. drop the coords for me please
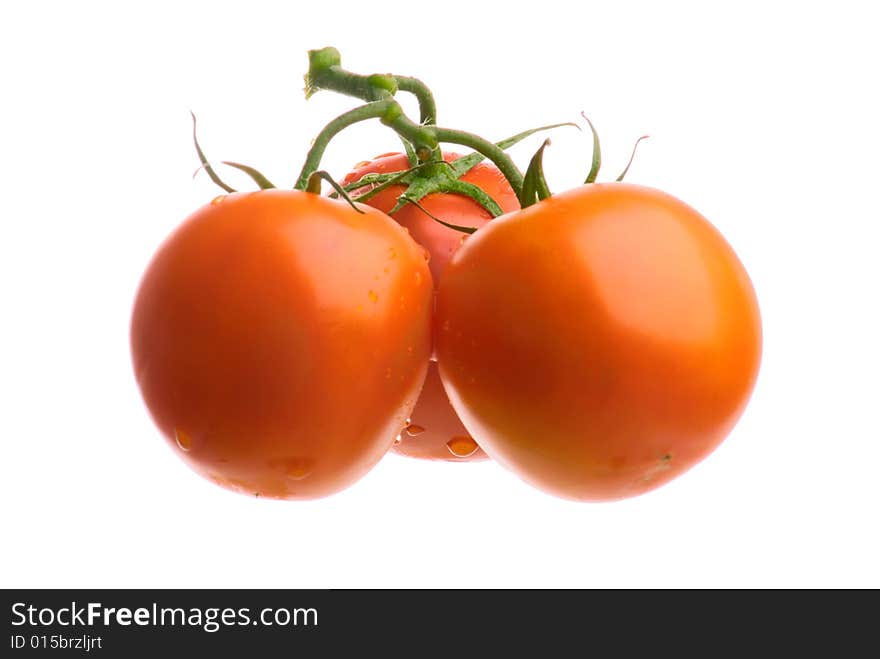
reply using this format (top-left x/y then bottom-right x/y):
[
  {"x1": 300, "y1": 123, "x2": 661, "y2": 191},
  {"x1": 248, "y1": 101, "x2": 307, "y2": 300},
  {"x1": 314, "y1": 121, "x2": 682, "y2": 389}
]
[
  {"x1": 343, "y1": 152, "x2": 519, "y2": 461},
  {"x1": 436, "y1": 183, "x2": 762, "y2": 501},
  {"x1": 343, "y1": 152, "x2": 520, "y2": 285},
  {"x1": 131, "y1": 190, "x2": 433, "y2": 499},
  {"x1": 393, "y1": 362, "x2": 483, "y2": 461}
]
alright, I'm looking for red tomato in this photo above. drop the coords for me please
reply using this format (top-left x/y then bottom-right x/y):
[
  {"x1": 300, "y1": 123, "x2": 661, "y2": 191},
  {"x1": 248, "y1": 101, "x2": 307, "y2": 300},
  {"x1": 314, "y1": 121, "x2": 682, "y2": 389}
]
[
  {"x1": 130, "y1": 190, "x2": 433, "y2": 499},
  {"x1": 343, "y1": 152, "x2": 520, "y2": 285},
  {"x1": 393, "y1": 361, "x2": 486, "y2": 461},
  {"x1": 436, "y1": 183, "x2": 762, "y2": 501},
  {"x1": 343, "y1": 152, "x2": 519, "y2": 461}
]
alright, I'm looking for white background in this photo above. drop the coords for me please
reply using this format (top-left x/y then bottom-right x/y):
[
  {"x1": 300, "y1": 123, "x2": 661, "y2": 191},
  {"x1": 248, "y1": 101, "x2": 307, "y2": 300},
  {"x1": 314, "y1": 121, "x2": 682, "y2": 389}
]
[{"x1": 2, "y1": 1, "x2": 878, "y2": 588}]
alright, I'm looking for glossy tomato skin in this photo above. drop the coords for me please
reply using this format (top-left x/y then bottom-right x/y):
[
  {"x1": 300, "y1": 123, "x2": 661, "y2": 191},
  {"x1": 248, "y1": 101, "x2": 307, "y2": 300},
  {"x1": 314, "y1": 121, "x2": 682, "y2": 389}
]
[
  {"x1": 436, "y1": 183, "x2": 762, "y2": 501},
  {"x1": 344, "y1": 152, "x2": 518, "y2": 461},
  {"x1": 131, "y1": 190, "x2": 433, "y2": 499}
]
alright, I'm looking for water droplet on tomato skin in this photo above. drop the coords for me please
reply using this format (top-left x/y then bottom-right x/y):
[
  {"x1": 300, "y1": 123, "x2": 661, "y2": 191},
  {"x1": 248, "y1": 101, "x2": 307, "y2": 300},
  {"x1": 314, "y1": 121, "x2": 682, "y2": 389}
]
[
  {"x1": 210, "y1": 195, "x2": 225, "y2": 205},
  {"x1": 405, "y1": 424, "x2": 426, "y2": 436},
  {"x1": 280, "y1": 457, "x2": 313, "y2": 481},
  {"x1": 369, "y1": 290, "x2": 379, "y2": 303},
  {"x1": 459, "y1": 234, "x2": 469, "y2": 246},
  {"x1": 393, "y1": 434, "x2": 403, "y2": 445},
  {"x1": 414, "y1": 271, "x2": 423, "y2": 286},
  {"x1": 287, "y1": 465, "x2": 311, "y2": 481},
  {"x1": 175, "y1": 429, "x2": 193, "y2": 451},
  {"x1": 446, "y1": 436, "x2": 479, "y2": 458}
]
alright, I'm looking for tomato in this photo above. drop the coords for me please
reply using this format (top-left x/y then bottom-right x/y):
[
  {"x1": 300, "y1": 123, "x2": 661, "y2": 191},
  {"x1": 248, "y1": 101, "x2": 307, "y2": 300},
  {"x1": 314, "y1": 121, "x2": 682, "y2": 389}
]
[
  {"x1": 130, "y1": 190, "x2": 433, "y2": 499},
  {"x1": 436, "y1": 183, "x2": 762, "y2": 501},
  {"x1": 393, "y1": 361, "x2": 486, "y2": 461},
  {"x1": 343, "y1": 152, "x2": 520, "y2": 286},
  {"x1": 343, "y1": 152, "x2": 519, "y2": 461}
]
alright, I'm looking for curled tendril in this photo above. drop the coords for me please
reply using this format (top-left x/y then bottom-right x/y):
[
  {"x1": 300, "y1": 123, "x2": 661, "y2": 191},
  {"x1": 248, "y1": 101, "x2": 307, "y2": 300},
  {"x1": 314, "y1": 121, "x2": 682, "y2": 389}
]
[
  {"x1": 615, "y1": 136, "x2": 650, "y2": 182},
  {"x1": 191, "y1": 111, "x2": 236, "y2": 193},
  {"x1": 581, "y1": 112, "x2": 602, "y2": 184}
]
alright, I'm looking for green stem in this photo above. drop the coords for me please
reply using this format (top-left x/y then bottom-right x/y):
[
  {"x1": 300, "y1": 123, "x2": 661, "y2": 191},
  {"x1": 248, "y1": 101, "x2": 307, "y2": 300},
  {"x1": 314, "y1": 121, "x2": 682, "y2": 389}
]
[
  {"x1": 383, "y1": 109, "x2": 438, "y2": 153},
  {"x1": 306, "y1": 48, "x2": 389, "y2": 101},
  {"x1": 294, "y1": 101, "x2": 394, "y2": 190},
  {"x1": 432, "y1": 127, "x2": 526, "y2": 205},
  {"x1": 306, "y1": 48, "x2": 438, "y2": 126},
  {"x1": 394, "y1": 76, "x2": 437, "y2": 125},
  {"x1": 303, "y1": 48, "x2": 527, "y2": 202}
]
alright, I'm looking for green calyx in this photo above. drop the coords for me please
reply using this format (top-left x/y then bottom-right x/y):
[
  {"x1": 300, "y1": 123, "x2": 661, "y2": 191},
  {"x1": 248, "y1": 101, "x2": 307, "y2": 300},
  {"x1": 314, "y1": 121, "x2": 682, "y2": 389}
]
[{"x1": 334, "y1": 123, "x2": 577, "y2": 231}]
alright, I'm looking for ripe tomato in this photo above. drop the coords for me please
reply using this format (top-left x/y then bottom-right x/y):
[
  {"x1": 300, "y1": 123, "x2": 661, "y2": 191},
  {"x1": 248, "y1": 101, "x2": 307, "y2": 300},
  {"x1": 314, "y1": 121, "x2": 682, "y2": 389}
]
[
  {"x1": 343, "y1": 152, "x2": 519, "y2": 461},
  {"x1": 130, "y1": 190, "x2": 433, "y2": 499},
  {"x1": 393, "y1": 361, "x2": 485, "y2": 461},
  {"x1": 436, "y1": 183, "x2": 762, "y2": 501}
]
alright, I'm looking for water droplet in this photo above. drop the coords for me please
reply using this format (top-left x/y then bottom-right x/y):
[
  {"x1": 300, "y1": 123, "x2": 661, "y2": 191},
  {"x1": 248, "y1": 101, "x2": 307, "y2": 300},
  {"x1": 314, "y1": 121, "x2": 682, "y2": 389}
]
[
  {"x1": 393, "y1": 434, "x2": 403, "y2": 445},
  {"x1": 267, "y1": 456, "x2": 314, "y2": 482},
  {"x1": 446, "y1": 435, "x2": 479, "y2": 458},
  {"x1": 459, "y1": 234, "x2": 469, "y2": 246},
  {"x1": 414, "y1": 271, "x2": 423, "y2": 286},
  {"x1": 369, "y1": 290, "x2": 379, "y2": 303},
  {"x1": 442, "y1": 320, "x2": 451, "y2": 332},
  {"x1": 175, "y1": 428, "x2": 192, "y2": 451},
  {"x1": 210, "y1": 195, "x2": 225, "y2": 205},
  {"x1": 385, "y1": 367, "x2": 392, "y2": 379},
  {"x1": 407, "y1": 345, "x2": 414, "y2": 354},
  {"x1": 284, "y1": 458, "x2": 313, "y2": 481},
  {"x1": 405, "y1": 424, "x2": 425, "y2": 436},
  {"x1": 421, "y1": 246, "x2": 431, "y2": 263},
  {"x1": 383, "y1": 266, "x2": 390, "y2": 274},
  {"x1": 388, "y1": 247, "x2": 397, "y2": 260}
]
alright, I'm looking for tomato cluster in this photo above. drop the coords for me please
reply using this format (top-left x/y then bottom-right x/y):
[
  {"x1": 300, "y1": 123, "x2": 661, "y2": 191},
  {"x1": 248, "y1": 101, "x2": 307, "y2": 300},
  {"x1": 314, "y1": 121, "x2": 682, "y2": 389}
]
[{"x1": 130, "y1": 50, "x2": 761, "y2": 502}]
